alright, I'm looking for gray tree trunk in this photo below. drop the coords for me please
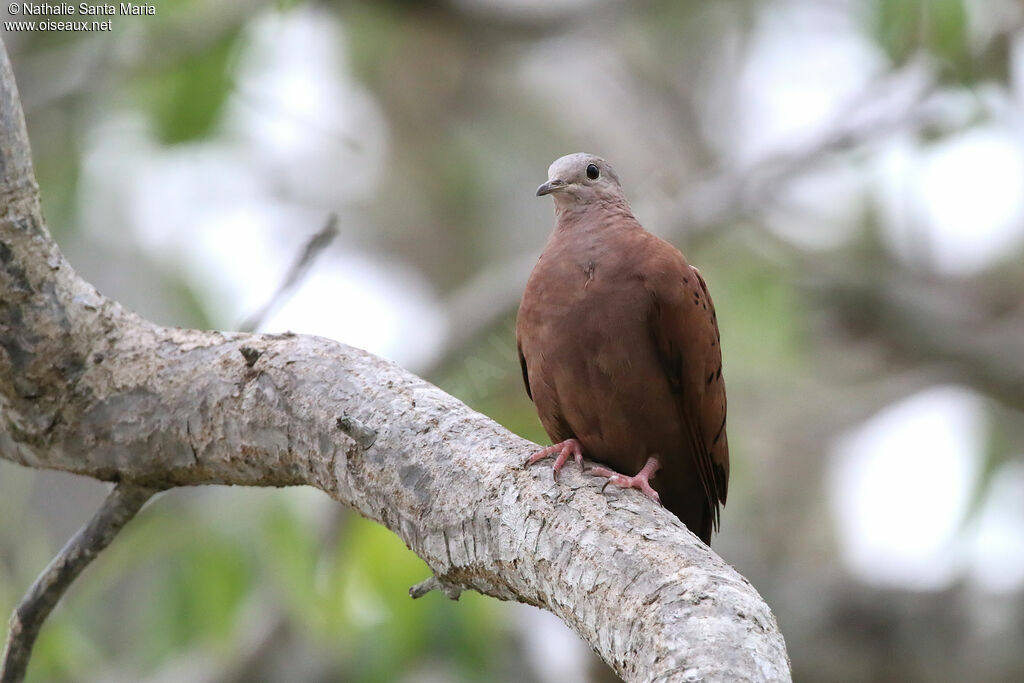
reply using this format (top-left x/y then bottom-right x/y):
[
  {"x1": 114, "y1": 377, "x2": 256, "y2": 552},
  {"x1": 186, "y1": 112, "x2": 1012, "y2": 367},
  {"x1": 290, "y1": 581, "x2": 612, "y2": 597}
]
[{"x1": 0, "y1": 39, "x2": 790, "y2": 682}]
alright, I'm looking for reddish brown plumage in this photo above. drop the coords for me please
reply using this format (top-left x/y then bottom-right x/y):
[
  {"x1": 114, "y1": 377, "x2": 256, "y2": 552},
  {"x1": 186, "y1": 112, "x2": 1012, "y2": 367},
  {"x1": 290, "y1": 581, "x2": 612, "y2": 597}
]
[{"x1": 518, "y1": 153, "x2": 728, "y2": 544}]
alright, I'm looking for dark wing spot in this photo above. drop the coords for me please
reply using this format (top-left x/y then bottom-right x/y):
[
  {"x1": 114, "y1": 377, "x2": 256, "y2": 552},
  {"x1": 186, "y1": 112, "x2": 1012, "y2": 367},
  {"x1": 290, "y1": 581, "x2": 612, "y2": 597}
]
[
  {"x1": 518, "y1": 345, "x2": 532, "y2": 401},
  {"x1": 711, "y1": 412, "x2": 727, "y2": 445},
  {"x1": 713, "y1": 461, "x2": 728, "y2": 504}
]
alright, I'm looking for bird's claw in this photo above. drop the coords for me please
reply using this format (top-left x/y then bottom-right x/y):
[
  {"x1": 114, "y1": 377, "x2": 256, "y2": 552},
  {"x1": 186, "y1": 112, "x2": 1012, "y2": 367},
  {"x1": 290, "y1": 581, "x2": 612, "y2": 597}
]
[
  {"x1": 525, "y1": 438, "x2": 584, "y2": 479},
  {"x1": 589, "y1": 458, "x2": 662, "y2": 505}
]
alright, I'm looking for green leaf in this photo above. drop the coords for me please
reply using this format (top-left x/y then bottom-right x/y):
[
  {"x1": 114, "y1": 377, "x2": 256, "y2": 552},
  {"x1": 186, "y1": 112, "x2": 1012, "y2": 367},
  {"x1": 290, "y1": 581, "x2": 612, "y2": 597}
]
[
  {"x1": 141, "y1": 529, "x2": 254, "y2": 664},
  {"x1": 26, "y1": 618, "x2": 103, "y2": 681},
  {"x1": 136, "y1": 33, "x2": 239, "y2": 144},
  {"x1": 318, "y1": 516, "x2": 500, "y2": 682},
  {"x1": 260, "y1": 499, "x2": 323, "y2": 618},
  {"x1": 872, "y1": 0, "x2": 971, "y2": 80}
]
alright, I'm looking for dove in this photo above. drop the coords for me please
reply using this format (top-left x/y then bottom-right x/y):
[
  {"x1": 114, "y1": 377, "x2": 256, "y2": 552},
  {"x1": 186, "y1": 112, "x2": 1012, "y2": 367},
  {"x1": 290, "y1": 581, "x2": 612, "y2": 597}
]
[{"x1": 517, "y1": 153, "x2": 728, "y2": 544}]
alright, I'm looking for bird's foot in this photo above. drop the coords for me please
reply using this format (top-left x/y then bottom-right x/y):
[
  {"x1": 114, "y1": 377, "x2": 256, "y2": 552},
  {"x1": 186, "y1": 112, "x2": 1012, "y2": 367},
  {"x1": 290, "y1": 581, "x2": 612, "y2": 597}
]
[
  {"x1": 589, "y1": 456, "x2": 662, "y2": 505},
  {"x1": 525, "y1": 438, "x2": 584, "y2": 479}
]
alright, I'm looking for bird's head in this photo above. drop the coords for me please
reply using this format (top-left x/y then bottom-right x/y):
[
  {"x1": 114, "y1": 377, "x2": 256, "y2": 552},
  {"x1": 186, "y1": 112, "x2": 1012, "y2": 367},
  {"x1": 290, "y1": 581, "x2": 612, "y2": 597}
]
[{"x1": 536, "y1": 153, "x2": 626, "y2": 210}]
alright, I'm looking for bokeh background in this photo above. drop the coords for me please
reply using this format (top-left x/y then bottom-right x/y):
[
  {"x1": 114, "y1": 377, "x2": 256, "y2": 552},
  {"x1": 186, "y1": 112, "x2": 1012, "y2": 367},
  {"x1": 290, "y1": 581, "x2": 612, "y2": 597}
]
[{"x1": 3, "y1": 0, "x2": 1024, "y2": 680}]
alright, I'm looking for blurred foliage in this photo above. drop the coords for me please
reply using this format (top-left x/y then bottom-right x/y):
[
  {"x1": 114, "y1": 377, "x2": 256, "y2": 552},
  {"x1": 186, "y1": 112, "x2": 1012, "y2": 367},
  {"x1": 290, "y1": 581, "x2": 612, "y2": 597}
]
[
  {"x1": 134, "y1": 31, "x2": 240, "y2": 144},
  {"x1": 5, "y1": 489, "x2": 504, "y2": 681},
  {"x1": 870, "y1": 0, "x2": 1014, "y2": 84},
  {"x1": 873, "y1": 0, "x2": 969, "y2": 76}
]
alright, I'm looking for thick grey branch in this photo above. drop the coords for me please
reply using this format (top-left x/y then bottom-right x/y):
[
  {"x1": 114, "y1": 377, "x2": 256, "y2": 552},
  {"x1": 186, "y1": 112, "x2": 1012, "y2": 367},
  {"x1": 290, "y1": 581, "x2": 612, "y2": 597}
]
[
  {"x1": 0, "y1": 40, "x2": 789, "y2": 681},
  {"x1": 0, "y1": 483, "x2": 156, "y2": 683}
]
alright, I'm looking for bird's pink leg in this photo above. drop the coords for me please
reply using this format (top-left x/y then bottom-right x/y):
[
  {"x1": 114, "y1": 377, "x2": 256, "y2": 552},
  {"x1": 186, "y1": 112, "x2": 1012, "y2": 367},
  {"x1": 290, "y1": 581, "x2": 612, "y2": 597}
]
[
  {"x1": 589, "y1": 456, "x2": 662, "y2": 505},
  {"x1": 525, "y1": 438, "x2": 584, "y2": 478}
]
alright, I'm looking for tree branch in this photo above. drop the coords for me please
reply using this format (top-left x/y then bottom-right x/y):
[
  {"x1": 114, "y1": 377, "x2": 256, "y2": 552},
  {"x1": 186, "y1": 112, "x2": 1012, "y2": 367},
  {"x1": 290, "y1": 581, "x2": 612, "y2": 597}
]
[
  {"x1": 818, "y1": 270, "x2": 1024, "y2": 412},
  {"x1": 237, "y1": 213, "x2": 339, "y2": 334},
  {"x1": 0, "y1": 483, "x2": 156, "y2": 683},
  {"x1": 0, "y1": 39, "x2": 789, "y2": 681}
]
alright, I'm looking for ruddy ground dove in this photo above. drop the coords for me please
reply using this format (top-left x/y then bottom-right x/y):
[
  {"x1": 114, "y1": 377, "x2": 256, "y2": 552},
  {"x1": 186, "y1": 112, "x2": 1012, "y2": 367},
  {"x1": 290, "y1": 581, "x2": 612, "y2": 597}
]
[{"x1": 517, "y1": 153, "x2": 729, "y2": 545}]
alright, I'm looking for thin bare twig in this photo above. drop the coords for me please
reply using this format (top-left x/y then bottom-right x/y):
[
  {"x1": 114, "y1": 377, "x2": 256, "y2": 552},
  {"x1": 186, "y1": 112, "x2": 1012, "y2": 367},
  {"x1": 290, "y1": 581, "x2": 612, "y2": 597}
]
[
  {"x1": 665, "y1": 57, "x2": 938, "y2": 241},
  {"x1": 237, "y1": 213, "x2": 339, "y2": 333},
  {"x1": 1, "y1": 483, "x2": 157, "y2": 683}
]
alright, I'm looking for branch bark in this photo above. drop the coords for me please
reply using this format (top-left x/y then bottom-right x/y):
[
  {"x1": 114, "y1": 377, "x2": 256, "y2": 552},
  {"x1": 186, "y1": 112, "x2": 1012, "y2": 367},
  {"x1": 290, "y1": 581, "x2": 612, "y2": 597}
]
[{"x1": 0, "y1": 40, "x2": 790, "y2": 682}]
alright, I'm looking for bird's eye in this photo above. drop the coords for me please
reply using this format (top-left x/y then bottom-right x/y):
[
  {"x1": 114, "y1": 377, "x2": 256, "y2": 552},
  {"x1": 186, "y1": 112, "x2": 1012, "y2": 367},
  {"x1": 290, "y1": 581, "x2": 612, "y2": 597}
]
[{"x1": 586, "y1": 163, "x2": 600, "y2": 180}]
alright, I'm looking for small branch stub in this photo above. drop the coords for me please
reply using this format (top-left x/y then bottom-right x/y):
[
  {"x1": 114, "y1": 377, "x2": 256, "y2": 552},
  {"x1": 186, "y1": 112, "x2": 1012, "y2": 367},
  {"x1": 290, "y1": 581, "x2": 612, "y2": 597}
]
[
  {"x1": 336, "y1": 414, "x2": 377, "y2": 450},
  {"x1": 239, "y1": 346, "x2": 262, "y2": 367},
  {"x1": 409, "y1": 575, "x2": 463, "y2": 601}
]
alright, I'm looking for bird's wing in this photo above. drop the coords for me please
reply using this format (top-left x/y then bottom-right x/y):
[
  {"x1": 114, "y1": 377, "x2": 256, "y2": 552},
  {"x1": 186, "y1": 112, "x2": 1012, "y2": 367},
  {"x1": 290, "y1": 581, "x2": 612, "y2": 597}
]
[{"x1": 648, "y1": 260, "x2": 729, "y2": 529}]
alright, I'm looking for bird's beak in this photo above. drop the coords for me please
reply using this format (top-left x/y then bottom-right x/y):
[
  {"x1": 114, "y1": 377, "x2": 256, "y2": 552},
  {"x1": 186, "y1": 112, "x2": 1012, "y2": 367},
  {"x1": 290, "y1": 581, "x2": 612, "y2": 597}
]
[{"x1": 536, "y1": 179, "x2": 567, "y2": 197}]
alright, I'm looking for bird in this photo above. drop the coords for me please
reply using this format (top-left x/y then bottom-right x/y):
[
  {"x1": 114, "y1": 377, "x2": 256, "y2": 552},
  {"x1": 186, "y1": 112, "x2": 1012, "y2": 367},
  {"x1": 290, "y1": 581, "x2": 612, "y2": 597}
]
[{"x1": 517, "y1": 153, "x2": 728, "y2": 545}]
